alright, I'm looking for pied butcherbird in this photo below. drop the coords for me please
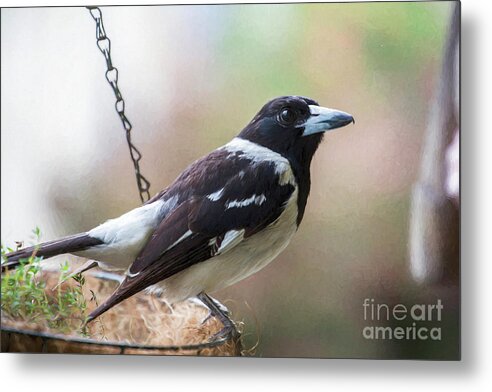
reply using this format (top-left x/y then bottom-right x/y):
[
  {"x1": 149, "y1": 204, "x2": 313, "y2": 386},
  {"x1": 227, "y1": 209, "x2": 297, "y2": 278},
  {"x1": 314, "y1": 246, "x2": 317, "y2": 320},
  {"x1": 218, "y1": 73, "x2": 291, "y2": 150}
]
[{"x1": 4, "y1": 96, "x2": 354, "y2": 335}]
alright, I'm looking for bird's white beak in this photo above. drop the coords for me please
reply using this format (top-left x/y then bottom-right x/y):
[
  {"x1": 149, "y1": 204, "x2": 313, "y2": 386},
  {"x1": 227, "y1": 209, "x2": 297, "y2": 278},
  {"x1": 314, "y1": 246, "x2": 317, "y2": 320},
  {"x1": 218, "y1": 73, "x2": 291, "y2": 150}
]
[{"x1": 302, "y1": 105, "x2": 354, "y2": 137}]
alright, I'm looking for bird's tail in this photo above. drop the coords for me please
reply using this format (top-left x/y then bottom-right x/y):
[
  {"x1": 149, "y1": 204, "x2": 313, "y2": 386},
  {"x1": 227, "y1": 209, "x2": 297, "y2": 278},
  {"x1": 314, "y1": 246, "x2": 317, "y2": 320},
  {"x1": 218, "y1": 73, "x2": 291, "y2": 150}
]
[{"x1": 2, "y1": 233, "x2": 103, "y2": 270}]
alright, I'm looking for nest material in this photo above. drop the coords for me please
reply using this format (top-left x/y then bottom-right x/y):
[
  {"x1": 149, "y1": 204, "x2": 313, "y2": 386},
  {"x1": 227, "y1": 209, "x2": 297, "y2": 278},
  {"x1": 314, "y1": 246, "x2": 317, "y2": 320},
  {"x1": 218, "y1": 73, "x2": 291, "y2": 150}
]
[{"x1": 1, "y1": 269, "x2": 242, "y2": 355}]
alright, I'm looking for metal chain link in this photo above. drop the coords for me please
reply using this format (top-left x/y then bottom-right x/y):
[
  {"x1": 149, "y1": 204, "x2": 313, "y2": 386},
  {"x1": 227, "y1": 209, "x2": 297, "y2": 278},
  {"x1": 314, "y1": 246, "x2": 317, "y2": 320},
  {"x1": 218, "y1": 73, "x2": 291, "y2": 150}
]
[{"x1": 86, "y1": 6, "x2": 151, "y2": 203}]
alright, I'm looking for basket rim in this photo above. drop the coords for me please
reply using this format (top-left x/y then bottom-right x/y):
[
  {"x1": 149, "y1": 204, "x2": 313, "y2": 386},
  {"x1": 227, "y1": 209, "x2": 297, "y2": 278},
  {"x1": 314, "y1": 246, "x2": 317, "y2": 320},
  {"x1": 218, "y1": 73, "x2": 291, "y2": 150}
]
[{"x1": 1, "y1": 325, "x2": 228, "y2": 352}]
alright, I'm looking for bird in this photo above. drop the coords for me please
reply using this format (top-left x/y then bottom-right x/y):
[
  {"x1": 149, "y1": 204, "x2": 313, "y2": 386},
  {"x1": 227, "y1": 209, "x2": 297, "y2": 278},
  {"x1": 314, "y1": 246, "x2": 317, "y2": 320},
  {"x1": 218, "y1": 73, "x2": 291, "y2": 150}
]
[{"x1": 3, "y1": 95, "x2": 354, "y2": 337}]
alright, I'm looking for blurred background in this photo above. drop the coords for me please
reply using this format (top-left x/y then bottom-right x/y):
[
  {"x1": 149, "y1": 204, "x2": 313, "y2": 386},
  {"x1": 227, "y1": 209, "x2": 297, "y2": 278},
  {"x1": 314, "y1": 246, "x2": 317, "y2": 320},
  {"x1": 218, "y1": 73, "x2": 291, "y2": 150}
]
[{"x1": 1, "y1": 2, "x2": 458, "y2": 359}]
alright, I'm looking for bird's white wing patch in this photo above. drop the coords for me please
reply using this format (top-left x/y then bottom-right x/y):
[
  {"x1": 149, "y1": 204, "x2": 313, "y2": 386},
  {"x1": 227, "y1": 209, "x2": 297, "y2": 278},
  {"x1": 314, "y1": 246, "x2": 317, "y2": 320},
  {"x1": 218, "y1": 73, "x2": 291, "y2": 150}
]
[
  {"x1": 225, "y1": 194, "x2": 266, "y2": 209},
  {"x1": 167, "y1": 229, "x2": 193, "y2": 251},
  {"x1": 207, "y1": 188, "x2": 225, "y2": 201},
  {"x1": 213, "y1": 229, "x2": 245, "y2": 254}
]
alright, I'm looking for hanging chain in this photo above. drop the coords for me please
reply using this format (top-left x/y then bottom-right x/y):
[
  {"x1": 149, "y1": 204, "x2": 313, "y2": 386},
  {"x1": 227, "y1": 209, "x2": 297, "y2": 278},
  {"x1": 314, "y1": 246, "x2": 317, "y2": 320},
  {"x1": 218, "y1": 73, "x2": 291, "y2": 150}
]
[{"x1": 86, "y1": 6, "x2": 151, "y2": 203}]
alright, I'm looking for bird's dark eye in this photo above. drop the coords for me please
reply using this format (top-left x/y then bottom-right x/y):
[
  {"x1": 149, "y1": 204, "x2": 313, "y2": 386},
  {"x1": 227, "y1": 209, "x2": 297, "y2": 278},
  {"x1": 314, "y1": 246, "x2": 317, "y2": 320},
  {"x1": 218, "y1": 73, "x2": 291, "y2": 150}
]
[{"x1": 278, "y1": 107, "x2": 297, "y2": 126}]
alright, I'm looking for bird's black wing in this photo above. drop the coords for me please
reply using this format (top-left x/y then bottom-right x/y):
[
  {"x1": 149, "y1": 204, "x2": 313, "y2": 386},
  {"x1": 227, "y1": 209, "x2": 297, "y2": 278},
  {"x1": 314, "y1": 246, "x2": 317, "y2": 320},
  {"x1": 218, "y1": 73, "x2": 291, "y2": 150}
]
[{"x1": 87, "y1": 153, "x2": 296, "y2": 321}]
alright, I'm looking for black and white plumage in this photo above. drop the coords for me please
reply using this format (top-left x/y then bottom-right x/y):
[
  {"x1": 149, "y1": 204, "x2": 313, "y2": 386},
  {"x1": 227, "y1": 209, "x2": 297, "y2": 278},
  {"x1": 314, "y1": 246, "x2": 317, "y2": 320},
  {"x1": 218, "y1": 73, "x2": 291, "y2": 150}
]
[{"x1": 4, "y1": 96, "x2": 354, "y2": 323}]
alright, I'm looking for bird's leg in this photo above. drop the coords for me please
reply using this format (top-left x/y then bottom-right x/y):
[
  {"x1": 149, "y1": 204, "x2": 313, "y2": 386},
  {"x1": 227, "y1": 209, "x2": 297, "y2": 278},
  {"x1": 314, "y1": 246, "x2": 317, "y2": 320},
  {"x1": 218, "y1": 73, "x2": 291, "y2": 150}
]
[
  {"x1": 197, "y1": 292, "x2": 239, "y2": 343},
  {"x1": 193, "y1": 295, "x2": 230, "y2": 325}
]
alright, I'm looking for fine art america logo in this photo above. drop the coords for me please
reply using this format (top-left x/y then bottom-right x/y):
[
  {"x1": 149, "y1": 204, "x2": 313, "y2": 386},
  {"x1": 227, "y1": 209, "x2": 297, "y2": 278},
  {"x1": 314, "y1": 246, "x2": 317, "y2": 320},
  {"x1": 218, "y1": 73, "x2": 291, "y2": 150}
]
[{"x1": 362, "y1": 298, "x2": 443, "y2": 341}]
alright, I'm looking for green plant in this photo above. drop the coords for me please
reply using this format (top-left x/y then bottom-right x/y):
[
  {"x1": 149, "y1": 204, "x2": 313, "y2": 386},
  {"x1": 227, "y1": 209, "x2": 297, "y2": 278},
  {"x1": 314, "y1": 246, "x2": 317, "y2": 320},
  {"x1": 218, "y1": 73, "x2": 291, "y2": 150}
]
[{"x1": 1, "y1": 229, "x2": 89, "y2": 335}]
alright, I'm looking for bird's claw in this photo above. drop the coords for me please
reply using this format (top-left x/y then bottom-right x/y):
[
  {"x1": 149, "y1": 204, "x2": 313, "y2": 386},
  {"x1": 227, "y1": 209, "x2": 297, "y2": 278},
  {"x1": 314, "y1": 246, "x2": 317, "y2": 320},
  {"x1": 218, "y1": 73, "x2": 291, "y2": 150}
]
[{"x1": 209, "y1": 323, "x2": 240, "y2": 343}]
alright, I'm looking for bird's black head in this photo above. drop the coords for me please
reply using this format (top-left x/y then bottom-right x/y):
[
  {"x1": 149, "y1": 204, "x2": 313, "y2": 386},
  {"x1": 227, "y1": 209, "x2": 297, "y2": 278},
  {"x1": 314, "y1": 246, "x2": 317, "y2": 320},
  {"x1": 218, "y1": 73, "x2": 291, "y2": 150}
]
[{"x1": 238, "y1": 95, "x2": 354, "y2": 168}]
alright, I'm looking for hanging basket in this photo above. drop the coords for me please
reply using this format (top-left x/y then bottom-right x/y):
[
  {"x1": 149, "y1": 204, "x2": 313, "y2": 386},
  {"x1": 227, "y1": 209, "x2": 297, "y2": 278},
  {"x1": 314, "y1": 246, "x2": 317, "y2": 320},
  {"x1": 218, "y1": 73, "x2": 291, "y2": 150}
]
[{"x1": 1, "y1": 269, "x2": 242, "y2": 356}]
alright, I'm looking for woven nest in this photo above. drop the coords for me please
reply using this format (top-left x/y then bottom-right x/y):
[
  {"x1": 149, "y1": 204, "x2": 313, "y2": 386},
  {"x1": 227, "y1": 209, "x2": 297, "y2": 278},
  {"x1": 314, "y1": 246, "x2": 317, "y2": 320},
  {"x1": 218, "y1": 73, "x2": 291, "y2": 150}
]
[{"x1": 1, "y1": 268, "x2": 242, "y2": 355}]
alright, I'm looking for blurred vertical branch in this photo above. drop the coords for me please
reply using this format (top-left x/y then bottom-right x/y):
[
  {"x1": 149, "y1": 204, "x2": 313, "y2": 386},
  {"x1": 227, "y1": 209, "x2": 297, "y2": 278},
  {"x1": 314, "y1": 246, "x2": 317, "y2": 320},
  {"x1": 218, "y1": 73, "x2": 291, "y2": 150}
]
[{"x1": 409, "y1": 3, "x2": 460, "y2": 285}]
